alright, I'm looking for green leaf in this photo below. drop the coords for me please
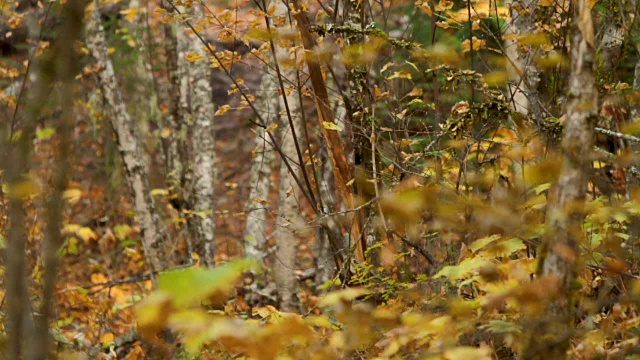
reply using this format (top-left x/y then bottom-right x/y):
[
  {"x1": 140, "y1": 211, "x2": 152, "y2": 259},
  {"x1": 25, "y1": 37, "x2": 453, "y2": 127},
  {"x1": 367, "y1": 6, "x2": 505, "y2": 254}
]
[
  {"x1": 469, "y1": 234, "x2": 501, "y2": 253},
  {"x1": 433, "y1": 257, "x2": 493, "y2": 280},
  {"x1": 113, "y1": 224, "x2": 131, "y2": 241},
  {"x1": 36, "y1": 127, "x2": 55, "y2": 140},
  {"x1": 120, "y1": 239, "x2": 137, "y2": 247},
  {"x1": 533, "y1": 182, "x2": 551, "y2": 194},
  {"x1": 158, "y1": 258, "x2": 257, "y2": 307},
  {"x1": 480, "y1": 320, "x2": 521, "y2": 334}
]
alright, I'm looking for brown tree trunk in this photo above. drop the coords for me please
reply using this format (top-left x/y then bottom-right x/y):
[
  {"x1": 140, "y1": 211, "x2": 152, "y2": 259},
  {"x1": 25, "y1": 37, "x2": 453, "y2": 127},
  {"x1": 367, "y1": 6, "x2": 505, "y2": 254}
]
[
  {"x1": 522, "y1": 0, "x2": 597, "y2": 357},
  {"x1": 293, "y1": 1, "x2": 361, "y2": 270},
  {"x1": 28, "y1": 0, "x2": 85, "y2": 358}
]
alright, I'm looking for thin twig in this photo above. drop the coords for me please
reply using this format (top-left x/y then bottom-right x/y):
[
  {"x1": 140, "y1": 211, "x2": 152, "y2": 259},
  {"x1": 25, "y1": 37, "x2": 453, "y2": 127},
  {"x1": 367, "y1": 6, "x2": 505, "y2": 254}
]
[
  {"x1": 311, "y1": 197, "x2": 378, "y2": 223},
  {"x1": 595, "y1": 127, "x2": 640, "y2": 144}
]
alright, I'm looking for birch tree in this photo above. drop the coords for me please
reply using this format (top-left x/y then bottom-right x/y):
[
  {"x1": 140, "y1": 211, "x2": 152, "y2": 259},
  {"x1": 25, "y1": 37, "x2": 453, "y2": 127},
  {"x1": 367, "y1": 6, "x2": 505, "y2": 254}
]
[
  {"x1": 86, "y1": 1, "x2": 169, "y2": 272},
  {"x1": 273, "y1": 45, "x2": 305, "y2": 311},
  {"x1": 161, "y1": 0, "x2": 189, "y2": 207},
  {"x1": 184, "y1": 2, "x2": 216, "y2": 266},
  {"x1": 243, "y1": 62, "x2": 278, "y2": 261},
  {"x1": 314, "y1": 149, "x2": 337, "y2": 285},
  {"x1": 522, "y1": 0, "x2": 597, "y2": 356},
  {"x1": 504, "y1": 0, "x2": 543, "y2": 121},
  {"x1": 160, "y1": 2, "x2": 216, "y2": 265}
]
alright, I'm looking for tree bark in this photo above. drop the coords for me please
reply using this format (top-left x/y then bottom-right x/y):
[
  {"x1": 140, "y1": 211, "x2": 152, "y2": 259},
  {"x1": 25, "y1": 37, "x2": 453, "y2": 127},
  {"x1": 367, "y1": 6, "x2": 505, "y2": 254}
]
[
  {"x1": 161, "y1": 1, "x2": 187, "y2": 202},
  {"x1": 522, "y1": 0, "x2": 597, "y2": 357},
  {"x1": 86, "y1": 1, "x2": 169, "y2": 273},
  {"x1": 504, "y1": 0, "x2": 543, "y2": 121},
  {"x1": 315, "y1": 148, "x2": 337, "y2": 285},
  {"x1": 28, "y1": 0, "x2": 85, "y2": 358},
  {"x1": 185, "y1": 3, "x2": 217, "y2": 266},
  {"x1": 243, "y1": 63, "x2": 278, "y2": 261},
  {"x1": 293, "y1": 1, "x2": 361, "y2": 272},
  {"x1": 273, "y1": 44, "x2": 304, "y2": 311}
]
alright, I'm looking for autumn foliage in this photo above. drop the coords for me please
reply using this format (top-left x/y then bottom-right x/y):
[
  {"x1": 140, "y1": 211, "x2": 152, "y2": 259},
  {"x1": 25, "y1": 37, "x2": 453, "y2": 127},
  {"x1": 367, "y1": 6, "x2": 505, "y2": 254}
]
[{"x1": 2, "y1": 0, "x2": 640, "y2": 358}]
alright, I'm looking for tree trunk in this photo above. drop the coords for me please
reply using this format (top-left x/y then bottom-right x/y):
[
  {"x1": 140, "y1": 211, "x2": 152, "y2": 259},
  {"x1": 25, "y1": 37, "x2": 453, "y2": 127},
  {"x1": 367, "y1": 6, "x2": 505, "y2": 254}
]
[
  {"x1": 599, "y1": 18, "x2": 624, "y2": 76},
  {"x1": 293, "y1": 0, "x2": 360, "y2": 275},
  {"x1": 161, "y1": 1, "x2": 188, "y2": 205},
  {"x1": 522, "y1": 0, "x2": 597, "y2": 357},
  {"x1": 243, "y1": 63, "x2": 279, "y2": 261},
  {"x1": 315, "y1": 148, "x2": 337, "y2": 285},
  {"x1": 504, "y1": 0, "x2": 543, "y2": 121},
  {"x1": 342, "y1": 0, "x2": 373, "y2": 263},
  {"x1": 315, "y1": 79, "x2": 350, "y2": 285},
  {"x1": 161, "y1": 2, "x2": 193, "y2": 267},
  {"x1": 28, "y1": 0, "x2": 85, "y2": 358},
  {"x1": 86, "y1": 1, "x2": 169, "y2": 273},
  {"x1": 273, "y1": 42, "x2": 305, "y2": 311},
  {"x1": 128, "y1": 0, "x2": 162, "y2": 139},
  {"x1": 185, "y1": 3, "x2": 216, "y2": 266}
]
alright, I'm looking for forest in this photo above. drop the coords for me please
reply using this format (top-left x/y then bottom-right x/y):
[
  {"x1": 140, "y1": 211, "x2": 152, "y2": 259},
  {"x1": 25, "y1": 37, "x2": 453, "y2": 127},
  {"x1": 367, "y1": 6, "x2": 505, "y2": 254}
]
[{"x1": 1, "y1": 0, "x2": 640, "y2": 357}]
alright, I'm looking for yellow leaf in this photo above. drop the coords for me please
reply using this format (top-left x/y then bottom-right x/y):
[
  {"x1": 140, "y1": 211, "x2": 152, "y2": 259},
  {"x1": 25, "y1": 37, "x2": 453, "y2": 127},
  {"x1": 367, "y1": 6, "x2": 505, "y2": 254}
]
[
  {"x1": 160, "y1": 127, "x2": 171, "y2": 138},
  {"x1": 419, "y1": 2, "x2": 433, "y2": 15},
  {"x1": 444, "y1": 346, "x2": 492, "y2": 360},
  {"x1": 215, "y1": 104, "x2": 230, "y2": 115},
  {"x1": 483, "y1": 71, "x2": 508, "y2": 86},
  {"x1": 435, "y1": 0, "x2": 454, "y2": 11},
  {"x1": 387, "y1": 71, "x2": 412, "y2": 80},
  {"x1": 185, "y1": 51, "x2": 205, "y2": 62},
  {"x1": 460, "y1": 37, "x2": 486, "y2": 53},
  {"x1": 318, "y1": 288, "x2": 370, "y2": 307},
  {"x1": 616, "y1": 82, "x2": 631, "y2": 91},
  {"x1": 266, "y1": 123, "x2": 278, "y2": 132},
  {"x1": 322, "y1": 121, "x2": 344, "y2": 131},
  {"x1": 436, "y1": 21, "x2": 452, "y2": 29},
  {"x1": 100, "y1": 332, "x2": 115, "y2": 346},
  {"x1": 451, "y1": 100, "x2": 470, "y2": 114},
  {"x1": 119, "y1": 8, "x2": 139, "y2": 22},
  {"x1": 77, "y1": 227, "x2": 98, "y2": 242},
  {"x1": 151, "y1": 188, "x2": 169, "y2": 196},
  {"x1": 63, "y1": 188, "x2": 82, "y2": 201},
  {"x1": 4, "y1": 178, "x2": 40, "y2": 199},
  {"x1": 404, "y1": 87, "x2": 423, "y2": 97}
]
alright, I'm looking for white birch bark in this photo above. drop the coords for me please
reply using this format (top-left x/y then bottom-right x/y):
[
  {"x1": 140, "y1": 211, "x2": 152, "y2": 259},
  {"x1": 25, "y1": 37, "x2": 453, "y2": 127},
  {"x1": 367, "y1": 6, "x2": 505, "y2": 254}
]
[
  {"x1": 600, "y1": 19, "x2": 624, "y2": 75},
  {"x1": 128, "y1": 0, "x2": 161, "y2": 133},
  {"x1": 243, "y1": 63, "x2": 278, "y2": 261},
  {"x1": 184, "y1": 3, "x2": 216, "y2": 266},
  {"x1": 504, "y1": 0, "x2": 543, "y2": 120},
  {"x1": 273, "y1": 45, "x2": 304, "y2": 311},
  {"x1": 86, "y1": 3, "x2": 169, "y2": 272},
  {"x1": 314, "y1": 149, "x2": 337, "y2": 285}
]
